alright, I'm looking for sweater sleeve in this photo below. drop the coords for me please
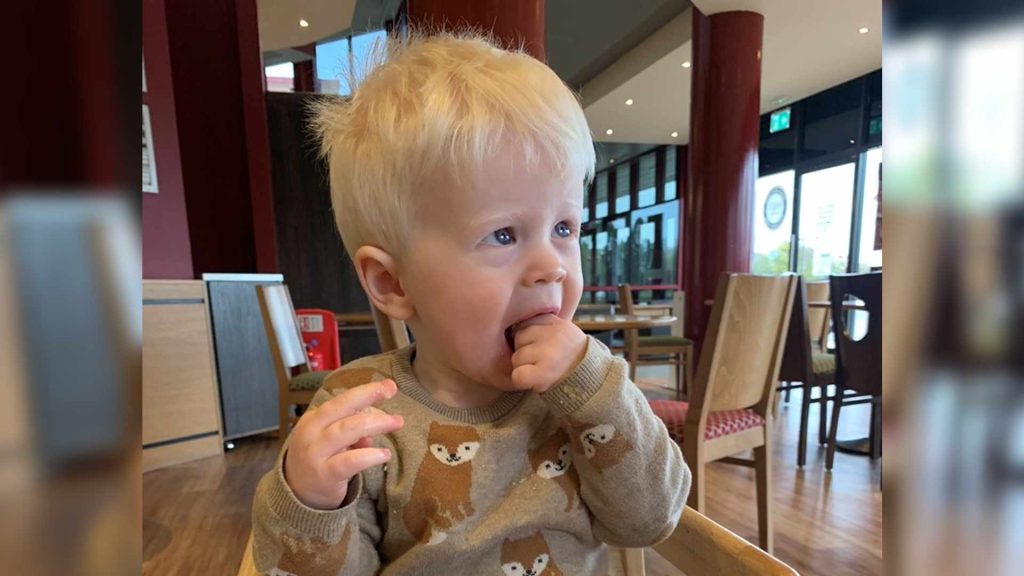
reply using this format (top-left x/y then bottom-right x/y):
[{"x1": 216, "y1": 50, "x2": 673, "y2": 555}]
[
  {"x1": 540, "y1": 336, "x2": 692, "y2": 548},
  {"x1": 250, "y1": 388, "x2": 382, "y2": 575}
]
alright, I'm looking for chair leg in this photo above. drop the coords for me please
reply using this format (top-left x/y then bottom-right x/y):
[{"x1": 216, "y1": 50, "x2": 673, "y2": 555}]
[
  {"x1": 798, "y1": 382, "x2": 812, "y2": 467},
  {"x1": 278, "y1": 401, "x2": 291, "y2": 441},
  {"x1": 755, "y1": 435, "x2": 774, "y2": 554},
  {"x1": 818, "y1": 384, "x2": 830, "y2": 446},
  {"x1": 870, "y1": 398, "x2": 882, "y2": 460},
  {"x1": 683, "y1": 346, "x2": 694, "y2": 400},
  {"x1": 683, "y1": 439, "x2": 705, "y2": 513},
  {"x1": 783, "y1": 382, "x2": 791, "y2": 404},
  {"x1": 826, "y1": 385, "x2": 845, "y2": 471},
  {"x1": 675, "y1": 358, "x2": 685, "y2": 401}
]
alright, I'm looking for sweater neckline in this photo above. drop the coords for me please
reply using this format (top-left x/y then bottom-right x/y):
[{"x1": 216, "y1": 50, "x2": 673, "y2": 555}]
[{"x1": 391, "y1": 345, "x2": 527, "y2": 424}]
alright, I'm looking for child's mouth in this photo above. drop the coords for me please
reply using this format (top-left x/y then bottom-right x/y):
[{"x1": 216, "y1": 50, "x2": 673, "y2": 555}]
[{"x1": 504, "y1": 323, "x2": 520, "y2": 352}]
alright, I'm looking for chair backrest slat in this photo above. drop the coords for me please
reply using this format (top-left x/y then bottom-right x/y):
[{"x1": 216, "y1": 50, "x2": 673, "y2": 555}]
[
  {"x1": 694, "y1": 274, "x2": 797, "y2": 415},
  {"x1": 617, "y1": 284, "x2": 640, "y2": 360},
  {"x1": 805, "y1": 281, "x2": 830, "y2": 350},
  {"x1": 257, "y1": 284, "x2": 308, "y2": 370},
  {"x1": 778, "y1": 278, "x2": 813, "y2": 383}
]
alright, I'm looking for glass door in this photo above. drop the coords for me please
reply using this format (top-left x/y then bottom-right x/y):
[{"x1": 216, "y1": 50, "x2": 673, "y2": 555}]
[{"x1": 796, "y1": 162, "x2": 856, "y2": 279}]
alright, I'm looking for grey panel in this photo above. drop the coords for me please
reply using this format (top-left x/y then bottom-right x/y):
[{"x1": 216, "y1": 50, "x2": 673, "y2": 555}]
[{"x1": 206, "y1": 280, "x2": 281, "y2": 439}]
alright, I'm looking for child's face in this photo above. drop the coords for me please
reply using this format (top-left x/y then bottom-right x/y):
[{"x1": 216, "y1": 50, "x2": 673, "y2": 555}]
[{"x1": 400, "y1": 151, "x2": 584, "y2": 391}]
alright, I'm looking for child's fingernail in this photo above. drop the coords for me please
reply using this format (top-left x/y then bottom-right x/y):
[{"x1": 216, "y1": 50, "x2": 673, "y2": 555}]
[
  {"x1": 382, "y1": 380, "x2": 397, "y2": 397},
  {"x1": 380, "y1": 448, "x2": 392, "y2": 460}
]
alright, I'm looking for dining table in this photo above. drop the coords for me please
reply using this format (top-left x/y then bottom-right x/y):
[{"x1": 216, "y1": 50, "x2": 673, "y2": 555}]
[{"x1": 573, "y1": 314, "x2": 677, "y2": 332}]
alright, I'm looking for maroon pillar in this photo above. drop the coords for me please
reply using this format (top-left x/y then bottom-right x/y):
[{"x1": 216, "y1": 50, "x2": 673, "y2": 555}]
[
  {"x1": 406, "y1": 0, "x2": 546, "y2": 61},
  {"x1": 293, "y1": 60, "x2": 317, "y2": 92},
  {"x1": 684, "y1": 9, "x2": 763, "y2": 349}
]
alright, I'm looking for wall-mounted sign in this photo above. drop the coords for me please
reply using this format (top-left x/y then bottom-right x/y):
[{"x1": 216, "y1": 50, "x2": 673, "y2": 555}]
[
  {"x1": 763, "y1": 186, "x2": 787, "y2": 230},
  {"x1": 769, "y1": 107, "x2": 791, "y2": 134}
]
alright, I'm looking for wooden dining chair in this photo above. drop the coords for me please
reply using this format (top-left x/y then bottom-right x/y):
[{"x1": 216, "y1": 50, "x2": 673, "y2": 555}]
[
  {"x1": 775, "y1": 278, "x2": 837, "y2": 466},
  {"x1": 648, "y1": 273, "x2": 798, "y2": 553},
  {"x1": 825, "y1": 272, "x2": 882, "y2": 470},
  {"x1": 805, "y1": 281, "x2": 832, "y2": 352},
  {"x1": 236, "y1": 506, "x2": 799, "y2": 576},
  {"x1": 617, "y1": 284, "x2": 695, "y2": 400},
  {"x1": 255, "y1": 284, "x2": 332, "y2": 439}
]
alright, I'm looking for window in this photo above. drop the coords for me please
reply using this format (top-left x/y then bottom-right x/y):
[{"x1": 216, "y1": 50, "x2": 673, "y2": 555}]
[
  {"x1": 315, "y1": 30, "x2": 387, "y2": 96},
  {"x1": 751, "y1": 170, "x2": 795, "y2": 274},
  {"x1": 583, "y1": 181, "x2": 591, "y2": 223},
  {"x1": 316, "y1": 37, "x2": 350, "y2": 95},
  {"x1": 614, "y1": 165, "x2": 631, "y2": 214},
  {"x1": 595, "y1": 231, "x2": 609, "y2": 286},
  {"x1": 856, "y1": 147, "x2": 883, "y2": 271},
  {"x1": 595, "y1": 174, "x2": 609, "y2": 219},
  {"x1": 800, "y1": 78, "x2": 863, "y2": 160},
  {"x1": 797, "y1": 163, "x2": 856, "y2": 278},
  {"x1": 265, "y1": 62, "x2": 294, "y2": 93},
  {"x1": 638, "y1": 153, "x2": 656, "y2": 207},
  {"x1": 665, "y1": 148, "x2": 677, "y2": 201}
]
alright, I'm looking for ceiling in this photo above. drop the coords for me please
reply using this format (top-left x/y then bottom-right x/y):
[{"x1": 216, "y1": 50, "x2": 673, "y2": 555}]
[
  {"x1": 582, "y1": 0, "x2": 883, "y2": 160},
  {"x1": 255, "y1": 0, "x2": 883, "y2": 165}
]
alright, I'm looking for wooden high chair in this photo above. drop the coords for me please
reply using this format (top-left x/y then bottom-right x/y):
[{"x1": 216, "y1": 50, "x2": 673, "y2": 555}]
[
  {"x1": 236, "y1": 506, "x2": 798, "y2": 575},
  {"x1": 238, "y1": 299, "x2": 799, "y2": 575}
]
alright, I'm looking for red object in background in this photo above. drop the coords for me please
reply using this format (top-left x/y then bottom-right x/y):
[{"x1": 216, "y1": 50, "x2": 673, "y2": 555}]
[{"x1": 296, "y1": 309, "x2": 341, "y2": 370}]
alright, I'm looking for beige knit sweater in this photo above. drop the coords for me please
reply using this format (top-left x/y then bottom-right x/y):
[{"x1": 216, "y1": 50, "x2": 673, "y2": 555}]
[{"x1": 251, "y1": 336, "x2": 691, "y2": 575}]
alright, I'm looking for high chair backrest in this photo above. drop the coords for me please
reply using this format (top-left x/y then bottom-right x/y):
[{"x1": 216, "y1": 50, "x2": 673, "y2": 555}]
[
  {"x1": 256, "y1": 284, "x2": 309, "y2": 373},
  {"x1": 370, "y1": 305, "x2": 410, "y2": 352},
  {"x1": 694, "y1": 274, "x2": 797, "y2": 415}
]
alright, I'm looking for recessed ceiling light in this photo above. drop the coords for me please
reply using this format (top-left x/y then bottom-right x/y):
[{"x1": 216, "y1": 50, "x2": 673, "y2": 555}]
[
  {"x1": 775, "y1": 97, "x2": 787, "y2": 105},
  {"x1": 858, "y1": 27, "x2": 869, "y2": 34},
  {"x1": 605, "y1": 128, "x2": 614, "y2": 135},
  {"x1": 625, "y1": 98, "x2": 634, "y2": 106},
  {"x1": 609, "y1": 158, "x2": 616, "y2": 164},
  {"x1": 299, "y1": 19, "x2": 310, "y2": 27},
  {"x1": 671, "y1": 131, "x2": 678, "y2": 138},
  {"x1": 850, "y1": 139, "x2": 856, "y2": 144},
  {"x1": 681, "y1": 61, "x2": 691, "y2": 68}
]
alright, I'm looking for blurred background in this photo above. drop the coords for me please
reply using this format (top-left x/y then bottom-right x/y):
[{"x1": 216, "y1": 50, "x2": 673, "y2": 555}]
[{"x1": 0, "y1": 0, "x2": 1023, "y2": 574}]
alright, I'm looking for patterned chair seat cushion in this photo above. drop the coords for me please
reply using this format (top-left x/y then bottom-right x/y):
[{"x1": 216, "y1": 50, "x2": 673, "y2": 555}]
[
  {"x1": 638, "y1": 335, "x2": 694, "y2": 348},
  {"x1": 289, "y1": 370, "x2": 332, "y2": 392},
  {"x1": 811, "y1": 352, "x2": 836, "y2": 377},
  {"x1": 649, "y1": 400, "x2": 765, "y2": 442}
]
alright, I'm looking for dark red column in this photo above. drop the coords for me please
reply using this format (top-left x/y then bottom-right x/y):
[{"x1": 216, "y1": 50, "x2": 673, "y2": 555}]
[
  {"x1": 406, "y1": 0, "x2": 546, "y2": 61},
  {"x1": 684, "y1": 9, "x2": 763, "y2": 349}
]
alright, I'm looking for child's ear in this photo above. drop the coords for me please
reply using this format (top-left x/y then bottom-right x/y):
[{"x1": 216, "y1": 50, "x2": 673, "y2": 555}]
[{"x1": 353, "y1": 245, "x2": 413, "y2": 321}]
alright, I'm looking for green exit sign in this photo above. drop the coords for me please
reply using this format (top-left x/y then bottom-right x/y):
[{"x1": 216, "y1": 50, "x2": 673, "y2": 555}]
[{"x1": 769, "y1": 107, "x2": 791, "y2": 133}]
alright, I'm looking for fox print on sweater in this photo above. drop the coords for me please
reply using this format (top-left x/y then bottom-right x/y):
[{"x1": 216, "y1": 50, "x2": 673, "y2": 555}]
[{"x1": 251, "y1": 336, "x2": 691, "y2": 575}]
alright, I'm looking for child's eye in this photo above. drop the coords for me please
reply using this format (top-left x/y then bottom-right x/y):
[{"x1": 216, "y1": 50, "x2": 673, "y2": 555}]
[
  {"x1": 553, "y1": 221, "x2": 574, "y2": 238},
  {"x1": 484, "y1": 227, "x2": 516, "y2": 246}
]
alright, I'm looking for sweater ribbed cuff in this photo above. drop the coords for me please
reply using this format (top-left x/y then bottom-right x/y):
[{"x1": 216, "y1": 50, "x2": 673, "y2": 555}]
[
  {"x1": 541, "y1": 336, "x2": 613, "y2": 418},
  {"x1": 262, "y1": 456, "x2": 362, "y2": 540}
]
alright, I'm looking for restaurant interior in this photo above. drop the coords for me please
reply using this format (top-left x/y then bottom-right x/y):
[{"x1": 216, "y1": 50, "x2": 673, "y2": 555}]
[{"x1": 137, "y1": 0, "x2": 883, "y2": 574}]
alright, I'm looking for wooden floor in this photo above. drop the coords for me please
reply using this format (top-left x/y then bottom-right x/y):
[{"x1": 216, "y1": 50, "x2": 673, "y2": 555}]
[{"x1": 143, "y1": 365, "x2": 882, "y2": 575}]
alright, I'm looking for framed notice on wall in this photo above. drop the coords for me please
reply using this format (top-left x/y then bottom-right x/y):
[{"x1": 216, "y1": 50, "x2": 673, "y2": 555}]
[{"x1": 142, "y1": 105, "x2": 158, "y2": 194}]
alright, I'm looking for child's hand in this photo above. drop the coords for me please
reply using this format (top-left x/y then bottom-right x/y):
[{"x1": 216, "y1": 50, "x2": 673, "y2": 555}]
[
  {"x1": 283, "y1": 379, "x2": 405, "y2": 510},
  {"x1": 510, "y1": 314, "x2": 588, "y2": 393}
]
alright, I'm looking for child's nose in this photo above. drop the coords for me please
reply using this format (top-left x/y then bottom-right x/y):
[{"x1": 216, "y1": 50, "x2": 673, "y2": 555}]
[{"x1": 522, "y1": 242, "x2": 567, "y2": 286}]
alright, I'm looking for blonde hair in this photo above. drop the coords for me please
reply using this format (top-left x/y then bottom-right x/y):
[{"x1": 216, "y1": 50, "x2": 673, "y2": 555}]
[{"x1": 311, "y1": 31, "x2": 596, "y2": 259}]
